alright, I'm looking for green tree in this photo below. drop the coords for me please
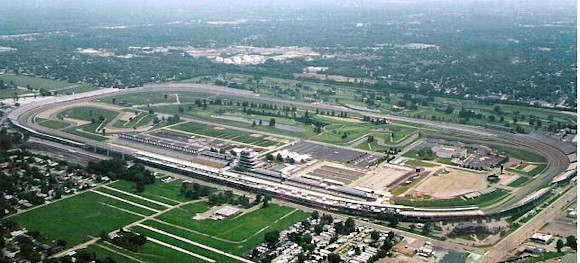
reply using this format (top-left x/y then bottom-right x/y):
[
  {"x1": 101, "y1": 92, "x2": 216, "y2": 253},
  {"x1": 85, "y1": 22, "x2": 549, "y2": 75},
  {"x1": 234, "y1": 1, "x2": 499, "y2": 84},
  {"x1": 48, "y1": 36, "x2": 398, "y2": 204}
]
[
  {"x1": 557, "y1": 239, "x2": 564, "y2": 252},
  {"x1": 418, "y1": 147, "x2": 434, "y2": 160},
  {"x1": 328, "y1": 253, "x2": 341, "y2": 263},
  {"x1": 264, "y1": 231, "x2": 280, "y2": 248},
  {"x1": 371, "y1": 230, "x2": 380, "y2": 241},
  {"x1": 314, "y1": 224, "x2": 323, "y2": 234},
  {"x1": 135, "y1": 181, "x2": 145, "y2": 193},
  {"x1": 276, "y1": 153, "x2": 284, "y2": 162},
  {"x1": 566, "y1": 235, "x2": 577, "y2": 250},
  {"x1": 422, "y1": 221, "x2": 432, "y2": 236},
  {"x1": 311, "y1": 211, "x2": 319, "y2": 220}
]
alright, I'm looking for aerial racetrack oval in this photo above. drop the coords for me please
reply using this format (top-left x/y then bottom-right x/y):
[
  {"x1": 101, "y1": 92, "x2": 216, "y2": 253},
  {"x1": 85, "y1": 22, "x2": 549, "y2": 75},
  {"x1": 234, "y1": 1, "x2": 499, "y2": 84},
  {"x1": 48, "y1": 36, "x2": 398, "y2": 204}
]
[{"x1": 7, "y1": 83, "x2": 574, "y2": 221}]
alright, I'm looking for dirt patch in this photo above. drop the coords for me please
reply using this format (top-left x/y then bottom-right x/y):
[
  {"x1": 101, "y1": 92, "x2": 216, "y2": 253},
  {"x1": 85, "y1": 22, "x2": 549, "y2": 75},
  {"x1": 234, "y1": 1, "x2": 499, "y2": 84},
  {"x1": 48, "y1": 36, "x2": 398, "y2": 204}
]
[
  {"x1": 213, "y1": 126, "x2": 225, "y2": 130},
  {"x1": 119, "y1": 111, "x2": 137, "y2": 122},
  {"x1": 522, "y1": 164, "x2": 537, "y2": 173},
  {"x1": 353, "y1": 164, "x2": 412, "y2": 191},
  {"x1": 250, "y1": 133, "x2": 263, "y2": 138},
  {"x1": 499, "y1": 174, "x2": 519, "y2": 186},
  {"x1": 413, "y1": 168, "x2": 489, "y2": 199}
]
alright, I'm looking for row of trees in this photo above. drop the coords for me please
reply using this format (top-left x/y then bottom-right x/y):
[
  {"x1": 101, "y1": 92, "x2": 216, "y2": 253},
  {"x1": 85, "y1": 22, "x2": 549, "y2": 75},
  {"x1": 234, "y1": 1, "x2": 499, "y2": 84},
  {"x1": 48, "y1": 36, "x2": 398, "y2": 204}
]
[
  {"x1": 556, "y1": 236, "x2": 577, "y2": 252},
  {"x1": 180, "y1": 181, "x2": 214, "y2": 200},
  {"x1": 106, "y1": 230, "x2": 147, "y2": 252},
  {"x1": 86, "y1": 159, "x2": 154, "y2": 192}
]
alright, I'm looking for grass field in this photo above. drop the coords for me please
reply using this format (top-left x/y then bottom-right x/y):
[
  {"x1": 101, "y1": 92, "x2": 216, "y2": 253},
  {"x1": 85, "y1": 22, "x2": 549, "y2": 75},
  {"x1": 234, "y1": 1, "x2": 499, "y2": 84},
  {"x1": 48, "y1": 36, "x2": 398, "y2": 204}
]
[
  {"x1": 141, "y1": 204, "x2": 309, "y2": 255},
  {"x1": 58, "y1": 106, "x2": 120, "y2": 140},
  {"x1": 87, "y1": 239, "x2": 230, "y2": 263},
  {"x1": 508, "y1": 176, "x2": 531, "y2": 187},
  {"x1": 156, "y1": 204, "x2": 297, "y2": 241},
  {"x1": 0, "y1": 74, "x2": 99, "y2": 94},
  {"x1": 394, "y1": 189, "x2": 510, "y2": 208},
  {"x1": 63, "y1": 126, "x2": 110, "y2": 141},
  {"x1": 9, "y1": 177, "x2": 309, "y2": 262},
  {"x1": 0, "y1": 88, "x2": 31, "y2": 99},
  {"x1": 131, "y1": 226, "x2": 244, "y2": 262},
  {"x1": 190, "y1": 73, "x2": 576, "y2": 133},
  {"x1": 109, "y1": 179, "x2": 190, "y2": 205},
  {"x1": 496, "y1": 146, "x2": 547, "y2": 163},
  {"x1": 113, "y1": 112, "x2": 155, "y2": 128},
  {"x1": 59, "y1": 107, "x2": 119, "y2": 123},
  {"x1": 10, "y1": 191, "x2": 145, "y2": 247},
  {"x1": 508, "y1": 163, "x2": 547, "y2": 177},
  {"x1": 104, "y1": 92, "x2": 214, "y2": 106},
  {"x1": 172, "y1": 122, "x2": 282, "y2": 148},
  {"x1": 356, "y1": 140, "x2": 389, "y2": 152},
  {"x1": 35, "y1": 117, "x2": 70, "y2": 129},
  {"x1": 93, "y1": 188, "x2": 169, "y2": 211},
  {"x1": 402, "y1": 159, "x2": 439, "y2": 168}
]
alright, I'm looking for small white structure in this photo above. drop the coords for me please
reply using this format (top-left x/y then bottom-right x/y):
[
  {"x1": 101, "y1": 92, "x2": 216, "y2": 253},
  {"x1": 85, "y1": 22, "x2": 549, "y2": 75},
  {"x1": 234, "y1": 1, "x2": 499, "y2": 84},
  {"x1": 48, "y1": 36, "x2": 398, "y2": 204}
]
[
  {"x1": 214, "y1": 206, "x2": 240, "y2": 218},
  {"x1": 417, "y1": 243, "x2": 435, "y2": 257},
  {"x1": 530, "y1": 233, "x2": 553, "y2": 245}
]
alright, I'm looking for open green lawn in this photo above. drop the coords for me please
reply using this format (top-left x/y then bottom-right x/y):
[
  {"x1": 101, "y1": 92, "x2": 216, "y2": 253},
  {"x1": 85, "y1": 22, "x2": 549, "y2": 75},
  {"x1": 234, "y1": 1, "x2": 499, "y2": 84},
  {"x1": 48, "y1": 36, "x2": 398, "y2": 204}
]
[
  {"x1": 104, "y1": 92, "x2": 214, "y2": 106},
  {"x1": 394, "y1": 189, "x2": 510, "y2": 208},
  {"x1": 63, "y1": 125, "x2": 110, "y2": 141},
  {"x1": 84, "y1": 243, "x2": 136, "y2": 263},
  {"x1": 35, "y1": 117, "x2": 70, "y2": 129},
  {"x1": 523, "y1": 252, "x2": 567, "y2": 263},
  {"x1": 497, "y1": 146, "x2": 547, "y2": 163},
  {"x1": 109, "y1": 179, "x2": 190, "y2": 205},
  {"x1": 126, "y1": 113, "x2": 154, "y2": 127},
  {"x1": 190, "y1": 73, "x2": 576, "y2": 133},
  {"x1": 56, "y1": 85, "x2": 101, "y2": 95},
  {"x1": 154, "y1": 104, "x2": 314, "y2": 139},
  {"x1": 508, "y1": 163, "x2": 547, "y2": 177},
  {"x1": 131, "y1": 226, "x2": 243, "y2": 262},
  {"x1": 104, "y1": 92, "x2": 178, "y2": 105},
  {"x1": 155, "y1": 204, "x2": 303, "y2": 241},
  {"x1": 1, "y1": 74, "x2": 74, "y2": 90},
  {"x1": 111, "y1": 111, "x2": 154, "y2": 129},
  {"x1": 0, "y1": 88, "x2": 31, "y2": 99},
  {"x1": 508, "y1": 176, "x2": 531, "y2": 187},
  {"x1": 311, "y1": 123, "x2": 377, "y2": 145},
  {"x1": 141, "y1": 204, "x2": 309, "y2": 255},
  {"x1": 403, "y1": 158, "x2": 439, "y2": 168},
  {"x1": 10, "y1": 191, "x2": 145, "y2": 247},
  {"x1": 356, "y1": 140, "x2": 389, "y2": 152},
  {"x1": 0, "y1": 74, "x2": 99, "y2": 93},
  {"x1": 58, "y1": 107, "x2": 119, "y2": 140},
  {"x1": 172, "y1": 122, "x2": 282, "y2": 148},
  {"x1": 59, "y1": 107, "x2": 119, "y2": 123},
  {"x1": 93, "y1": 188, "x2": 169, "y2": 211},
  {"x1": 88, "y1": 239, "x2": 226, "y2": 263}
]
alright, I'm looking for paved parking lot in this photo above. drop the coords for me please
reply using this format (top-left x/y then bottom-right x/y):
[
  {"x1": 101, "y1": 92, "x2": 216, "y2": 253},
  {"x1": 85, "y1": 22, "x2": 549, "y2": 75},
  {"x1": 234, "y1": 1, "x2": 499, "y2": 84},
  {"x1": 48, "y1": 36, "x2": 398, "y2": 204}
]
[{"x1": 284, "y1": 141, "x2": 380, "y2": 168}]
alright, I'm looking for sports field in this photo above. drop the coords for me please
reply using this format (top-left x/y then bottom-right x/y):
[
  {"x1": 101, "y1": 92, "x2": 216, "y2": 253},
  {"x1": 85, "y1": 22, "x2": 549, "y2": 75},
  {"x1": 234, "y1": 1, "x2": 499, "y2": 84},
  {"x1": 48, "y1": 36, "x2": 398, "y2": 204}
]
[{"x1": 9, "y1": 179, "x2": 308, "y2": 262}]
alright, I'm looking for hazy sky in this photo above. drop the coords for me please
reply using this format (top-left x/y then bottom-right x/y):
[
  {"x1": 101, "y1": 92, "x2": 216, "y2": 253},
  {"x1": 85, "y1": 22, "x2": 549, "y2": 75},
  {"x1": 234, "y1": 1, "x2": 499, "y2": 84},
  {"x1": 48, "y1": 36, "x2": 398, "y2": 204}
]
[{"x1": 0, "y1": 0, "x2": 574, "y2": 33}]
